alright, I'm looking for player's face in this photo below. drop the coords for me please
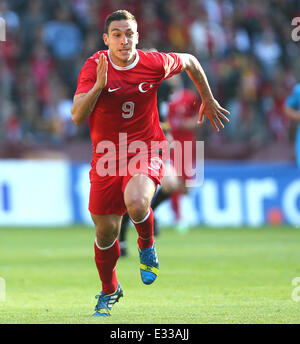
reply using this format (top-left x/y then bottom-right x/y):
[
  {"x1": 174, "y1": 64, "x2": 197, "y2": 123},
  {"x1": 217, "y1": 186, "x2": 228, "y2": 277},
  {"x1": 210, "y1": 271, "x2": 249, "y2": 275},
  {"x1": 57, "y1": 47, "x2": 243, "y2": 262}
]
[{"x1": 103, "y1": 20, "x2": 139, "y2": 67}]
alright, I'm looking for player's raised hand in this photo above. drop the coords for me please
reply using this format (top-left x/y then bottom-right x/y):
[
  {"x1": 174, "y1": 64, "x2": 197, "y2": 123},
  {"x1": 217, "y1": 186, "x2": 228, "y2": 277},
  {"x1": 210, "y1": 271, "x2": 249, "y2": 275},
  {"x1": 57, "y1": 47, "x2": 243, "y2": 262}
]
[
  {"x1": 95, "y1": 54, "x2": 108, "y2": 90},
  {"x1": 198, "y1": 99, "x2": 230, "y2": 132}
]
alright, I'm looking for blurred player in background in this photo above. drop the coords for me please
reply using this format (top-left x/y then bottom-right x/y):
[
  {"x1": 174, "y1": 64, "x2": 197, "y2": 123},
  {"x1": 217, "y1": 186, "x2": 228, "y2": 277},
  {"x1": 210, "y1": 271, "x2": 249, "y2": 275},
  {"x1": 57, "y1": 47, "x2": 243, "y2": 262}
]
[
  {"x1": 71, "y1": 10, "x2": 229, "y2": 317},
  {"x1": 167, "y1": 74, "x2": 200, "y2": 232},
  {"x1": 284, "y1": 83, "x2": 300, "y2": 168}
]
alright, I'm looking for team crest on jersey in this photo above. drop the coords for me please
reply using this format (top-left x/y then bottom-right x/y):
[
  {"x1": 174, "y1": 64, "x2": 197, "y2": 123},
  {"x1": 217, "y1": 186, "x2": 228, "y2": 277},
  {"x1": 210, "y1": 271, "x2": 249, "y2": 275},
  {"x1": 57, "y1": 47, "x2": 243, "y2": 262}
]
[
  {"x1": 138, "y1": 82, "x2": 153, "y2": 93},
  {"x1": 149, "y1": 157, "x2": 163, "y2": 171}
]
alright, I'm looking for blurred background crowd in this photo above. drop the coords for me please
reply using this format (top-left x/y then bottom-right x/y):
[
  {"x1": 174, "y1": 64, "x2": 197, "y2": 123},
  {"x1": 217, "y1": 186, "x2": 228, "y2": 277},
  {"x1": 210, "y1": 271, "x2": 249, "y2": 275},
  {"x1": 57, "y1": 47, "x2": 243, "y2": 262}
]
[{"x1": 0, "y1": 0, "x2": 300, "y2": 161}]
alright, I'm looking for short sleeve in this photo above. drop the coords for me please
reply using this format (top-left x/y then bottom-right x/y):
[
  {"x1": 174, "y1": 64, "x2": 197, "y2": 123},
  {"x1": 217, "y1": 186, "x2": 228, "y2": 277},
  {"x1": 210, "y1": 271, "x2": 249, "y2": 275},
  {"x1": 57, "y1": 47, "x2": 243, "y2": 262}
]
[
  {"x1": 148, "y1": 52, "x2": 183, "y2": 80},
  {"x1": 160, "y1": 52, "x2": 183, "y2": 79},
  {"x1": 74, "y1": 57, "x2": 97, "y2": 95},
  {"x1": 285, "y1": 84, "x2": 300, "y2": 110}
]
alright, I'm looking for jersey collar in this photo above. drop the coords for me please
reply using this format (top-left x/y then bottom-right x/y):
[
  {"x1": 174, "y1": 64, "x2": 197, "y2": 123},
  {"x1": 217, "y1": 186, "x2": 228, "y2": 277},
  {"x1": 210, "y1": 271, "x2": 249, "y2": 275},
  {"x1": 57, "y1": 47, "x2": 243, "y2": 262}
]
[{"x1": 107, "y1": 49, "x2": 139, "y2": 70}]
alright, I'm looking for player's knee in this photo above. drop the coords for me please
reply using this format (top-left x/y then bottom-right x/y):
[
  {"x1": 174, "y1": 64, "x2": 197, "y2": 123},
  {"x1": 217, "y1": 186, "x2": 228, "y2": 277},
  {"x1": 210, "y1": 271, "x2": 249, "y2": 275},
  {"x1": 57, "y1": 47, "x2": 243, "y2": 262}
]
[
  {"x1": 95, "y1": 221, "x2": 119, "y2": 248},
  {"x1": 96, "y1": 230, "x2": 118, "y2": 248},
  {"x1": 126, "y1": 196, "x2": 149, "y2": 223},
  {"x1": 161, "y1": 166, "x2": 180, "y2": 193},
  {"x1": 96, "y1": 232, "x2": 118, "y2": 248},
  {"x1": 161, "y1": 175, "x2": 179, "y2": 194}
]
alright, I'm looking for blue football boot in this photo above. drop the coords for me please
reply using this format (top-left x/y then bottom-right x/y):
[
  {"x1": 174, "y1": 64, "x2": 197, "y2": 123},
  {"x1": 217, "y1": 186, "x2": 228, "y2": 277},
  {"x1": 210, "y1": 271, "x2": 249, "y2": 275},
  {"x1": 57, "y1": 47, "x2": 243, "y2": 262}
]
[
  {"x1": 93, "y1": 283, "x2": 123, "y2": 317},
  {"x1": 139, "y1": 242, "x2": 159, "y2": 285}
]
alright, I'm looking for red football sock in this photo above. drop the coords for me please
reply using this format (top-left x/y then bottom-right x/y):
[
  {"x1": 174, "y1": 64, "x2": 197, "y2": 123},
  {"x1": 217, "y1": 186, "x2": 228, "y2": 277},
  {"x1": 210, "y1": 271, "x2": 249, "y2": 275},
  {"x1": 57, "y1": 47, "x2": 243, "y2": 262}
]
[
  {"x1": 94, "y1": 238, "x2": 120, "y2": 295},
  {"x1": 132, "y1": 208, "x2": 154, "y2": 249}
]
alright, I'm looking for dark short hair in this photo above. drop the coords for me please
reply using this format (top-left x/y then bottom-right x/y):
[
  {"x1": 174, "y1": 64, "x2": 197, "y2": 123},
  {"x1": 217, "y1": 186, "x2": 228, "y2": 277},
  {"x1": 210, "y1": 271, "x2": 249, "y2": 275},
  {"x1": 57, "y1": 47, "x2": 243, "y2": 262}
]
[{"x1": 104, "y1": 10, "x2": 137, "y2": 33}]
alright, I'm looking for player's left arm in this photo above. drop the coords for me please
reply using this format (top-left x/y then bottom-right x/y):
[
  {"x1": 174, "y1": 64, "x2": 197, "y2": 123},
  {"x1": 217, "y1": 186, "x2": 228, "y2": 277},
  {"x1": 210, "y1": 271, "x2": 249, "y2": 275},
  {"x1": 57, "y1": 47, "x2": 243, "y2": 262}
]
[{"x1": 175, "y1": 53, "x2": 230, "y2": 132}]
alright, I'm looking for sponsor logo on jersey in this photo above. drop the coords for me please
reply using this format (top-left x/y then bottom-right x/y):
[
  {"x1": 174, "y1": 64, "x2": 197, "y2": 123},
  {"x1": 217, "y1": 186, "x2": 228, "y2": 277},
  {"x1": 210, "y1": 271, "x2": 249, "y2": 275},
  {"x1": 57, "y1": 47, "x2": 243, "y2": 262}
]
[{"x1": 108, "y1": 87, "x2": 121, "y2": 92}]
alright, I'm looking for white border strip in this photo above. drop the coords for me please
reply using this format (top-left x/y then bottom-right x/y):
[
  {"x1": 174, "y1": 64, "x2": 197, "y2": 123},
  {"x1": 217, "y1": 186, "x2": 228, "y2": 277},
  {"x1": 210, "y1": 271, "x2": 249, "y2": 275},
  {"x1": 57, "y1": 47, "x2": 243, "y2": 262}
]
[
  {"x1": 107, "y1": 49, "x2": 139, "y2": 70},
  {"x1": 131, "y1": 209, "x2": 151, "y2": 224},
  {"x1": 95, "y1": 237, "x2": 117, "y2": 250}
]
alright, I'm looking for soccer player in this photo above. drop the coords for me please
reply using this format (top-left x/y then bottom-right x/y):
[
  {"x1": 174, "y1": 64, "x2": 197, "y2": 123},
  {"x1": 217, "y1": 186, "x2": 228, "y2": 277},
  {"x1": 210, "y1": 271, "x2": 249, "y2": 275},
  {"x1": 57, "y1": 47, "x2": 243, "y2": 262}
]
[
  {"x1": 284, "y1": 83, "x2": 300, "y2": 167},
  {"x1": 71, "y1": 10, "x2": 230, "y2": 317}
]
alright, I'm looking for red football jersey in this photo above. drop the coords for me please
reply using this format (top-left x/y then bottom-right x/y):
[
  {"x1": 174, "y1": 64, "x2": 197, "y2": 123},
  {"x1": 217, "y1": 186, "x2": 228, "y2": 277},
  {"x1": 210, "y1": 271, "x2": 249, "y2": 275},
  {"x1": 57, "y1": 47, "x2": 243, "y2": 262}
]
[
  {"x1": 75, "y1": 49, "x2": 183, "y2": 163},
  {"x1": 167, "y1": 89, "x2": 200, "y2": 142}
]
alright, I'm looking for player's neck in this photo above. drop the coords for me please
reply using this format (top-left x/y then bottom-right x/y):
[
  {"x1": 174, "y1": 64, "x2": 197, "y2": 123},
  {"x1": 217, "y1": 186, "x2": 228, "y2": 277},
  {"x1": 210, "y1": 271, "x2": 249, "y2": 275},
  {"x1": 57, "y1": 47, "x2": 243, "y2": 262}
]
[{"x1": 108, "y1": 49, "x2": 138, "y2": 68}]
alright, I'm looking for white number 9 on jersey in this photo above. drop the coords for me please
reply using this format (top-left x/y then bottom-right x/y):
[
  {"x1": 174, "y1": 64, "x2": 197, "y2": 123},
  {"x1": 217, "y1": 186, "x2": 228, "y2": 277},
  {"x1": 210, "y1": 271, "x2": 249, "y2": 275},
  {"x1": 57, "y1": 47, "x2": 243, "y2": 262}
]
[{"x1": 122, "y1": 101, "x2": 135, "y2": 119}]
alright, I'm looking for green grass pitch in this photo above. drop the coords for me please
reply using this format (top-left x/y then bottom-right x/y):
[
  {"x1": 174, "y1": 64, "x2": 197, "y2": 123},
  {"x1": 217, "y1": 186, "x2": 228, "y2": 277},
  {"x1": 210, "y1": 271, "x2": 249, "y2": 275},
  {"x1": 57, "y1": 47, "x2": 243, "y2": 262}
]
[{"x1": 0, "y1": 225, "x2": 300, "y2": 324}]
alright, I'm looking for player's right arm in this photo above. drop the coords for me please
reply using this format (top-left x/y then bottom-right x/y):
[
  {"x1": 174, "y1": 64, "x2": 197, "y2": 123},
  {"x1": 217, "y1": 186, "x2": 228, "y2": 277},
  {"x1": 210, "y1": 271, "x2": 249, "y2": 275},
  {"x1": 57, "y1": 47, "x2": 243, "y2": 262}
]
[{"x1": 71, "y1": 54, "x2": 108, "y2": 125}]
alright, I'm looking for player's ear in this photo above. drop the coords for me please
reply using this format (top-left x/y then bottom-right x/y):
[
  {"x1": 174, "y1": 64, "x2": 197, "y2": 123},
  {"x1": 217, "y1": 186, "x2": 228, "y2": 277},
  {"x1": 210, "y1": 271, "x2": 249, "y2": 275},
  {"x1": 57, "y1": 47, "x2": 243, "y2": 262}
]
[
  {"x1": 136, "y1": 31, "x2": 139, "y2": 45},
  {"x1": 103, "y1": 33, "x2": 109, "y2": 46}
]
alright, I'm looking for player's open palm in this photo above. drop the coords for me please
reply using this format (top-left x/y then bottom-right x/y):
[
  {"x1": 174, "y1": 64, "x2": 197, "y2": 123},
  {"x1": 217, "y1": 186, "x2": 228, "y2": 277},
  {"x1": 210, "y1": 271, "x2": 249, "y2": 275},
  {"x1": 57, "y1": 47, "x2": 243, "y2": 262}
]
[
  {"x1": 95, "y1": 54, "x2": 108, "y2": 90},
  {"x1": 198, "y1": 99, "x2": 230, "y2": 132}
]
